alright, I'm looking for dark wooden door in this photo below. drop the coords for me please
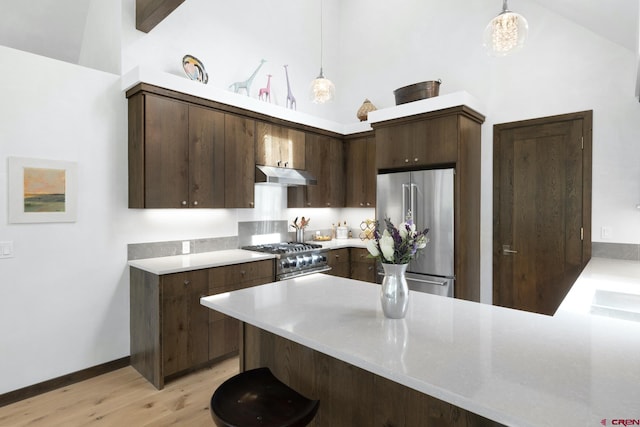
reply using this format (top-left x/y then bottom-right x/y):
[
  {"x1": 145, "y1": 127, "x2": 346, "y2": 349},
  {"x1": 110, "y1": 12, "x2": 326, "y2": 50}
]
[
  {"x1": 188, "y1": 105, "x2": 225, "y2": 208},
  {"x1": 493, "y1": 111, "x2": 592, "y2": 315}
]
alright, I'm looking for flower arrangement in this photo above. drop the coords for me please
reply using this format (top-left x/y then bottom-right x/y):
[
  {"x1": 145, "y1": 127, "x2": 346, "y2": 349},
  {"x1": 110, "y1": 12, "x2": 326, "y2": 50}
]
[{"x1": 366, "y1": 218, "x2": 429, "y2": 264}]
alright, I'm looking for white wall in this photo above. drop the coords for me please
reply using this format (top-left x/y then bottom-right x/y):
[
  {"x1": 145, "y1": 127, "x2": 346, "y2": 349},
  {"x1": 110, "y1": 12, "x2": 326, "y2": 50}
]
[{"x1": 0, "y1": 46, "x2": 128, "y2": 394}]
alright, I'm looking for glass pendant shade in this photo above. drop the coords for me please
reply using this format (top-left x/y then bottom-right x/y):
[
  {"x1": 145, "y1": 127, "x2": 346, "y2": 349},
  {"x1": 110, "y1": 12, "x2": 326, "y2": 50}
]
[
  {"x1": 483, "y1": 1, "x2": 528, "y2": 56},
  {"x1": 310, "y1": 69, "x2": 335, "y2": 104}
]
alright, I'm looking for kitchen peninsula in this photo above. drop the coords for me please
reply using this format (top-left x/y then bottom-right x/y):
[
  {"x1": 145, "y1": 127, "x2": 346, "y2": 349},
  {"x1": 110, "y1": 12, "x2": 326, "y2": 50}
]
[{"x1": 200, "y1": 262, "x2": 640, "y2": 427}]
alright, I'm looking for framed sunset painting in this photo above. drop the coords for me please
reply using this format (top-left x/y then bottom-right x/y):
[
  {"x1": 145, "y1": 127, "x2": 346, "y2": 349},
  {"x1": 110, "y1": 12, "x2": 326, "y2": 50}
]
[{"x1": 8, "y1": 157, "x2": 77, "y2": 223}]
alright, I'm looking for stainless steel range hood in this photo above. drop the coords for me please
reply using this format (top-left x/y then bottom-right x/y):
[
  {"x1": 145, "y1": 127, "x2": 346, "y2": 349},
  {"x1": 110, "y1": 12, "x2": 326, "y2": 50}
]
[{"x1": 255, "y1": 165, "x2": 317, "y2": 186}]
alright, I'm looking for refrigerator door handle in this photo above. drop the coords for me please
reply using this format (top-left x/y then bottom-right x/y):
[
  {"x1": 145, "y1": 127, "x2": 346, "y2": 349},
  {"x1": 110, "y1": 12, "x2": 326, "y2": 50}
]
[
  {"x1": 410, "y1": 183, "x2": 418, "y2": 222},
  {"x1": 407, "y1": 276, "x2": 449, "y2": 287},
  {"x1": 402, "y1": 183, "x2": 411, "y2": 219}
]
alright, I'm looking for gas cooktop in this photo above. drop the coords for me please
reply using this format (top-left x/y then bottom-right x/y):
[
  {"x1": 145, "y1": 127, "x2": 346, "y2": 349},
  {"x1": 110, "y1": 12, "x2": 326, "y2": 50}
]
[{"x1": 242, "y1": 242, "x2": 324, "y2": 255}]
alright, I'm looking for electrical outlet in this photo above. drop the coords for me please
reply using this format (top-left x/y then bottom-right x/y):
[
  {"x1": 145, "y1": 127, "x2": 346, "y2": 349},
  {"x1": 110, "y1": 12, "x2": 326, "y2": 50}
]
[
  {"x1": 0, "y1": 241, "x2": 14, "y2": 259},
  {"x1": 182, "y1": 241, "x2": 191, "y2": 254},
  {"x1": 601, "y1": 226, "x2": 612, "y2": 240}
]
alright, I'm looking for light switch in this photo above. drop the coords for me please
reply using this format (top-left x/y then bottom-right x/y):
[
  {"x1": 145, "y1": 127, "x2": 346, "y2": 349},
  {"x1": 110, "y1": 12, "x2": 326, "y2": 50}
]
[{"x1": 0, "y1": 241, "x2": 14, "y2": 258}]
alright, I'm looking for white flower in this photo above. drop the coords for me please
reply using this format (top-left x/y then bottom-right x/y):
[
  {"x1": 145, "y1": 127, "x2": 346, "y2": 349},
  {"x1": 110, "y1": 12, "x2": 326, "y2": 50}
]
[
  {"x1": 379, "y1": 230, "x2": 395, "y2": 262},
  {"x1": 366, "y1": 239, "x2": 380, "y2": 258}
]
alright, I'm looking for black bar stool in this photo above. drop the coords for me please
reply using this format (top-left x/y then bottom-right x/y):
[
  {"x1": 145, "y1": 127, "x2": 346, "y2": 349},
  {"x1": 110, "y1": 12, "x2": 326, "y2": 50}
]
[{"x1": 210, "y1": 367, "x2": 319, "y2": 427}]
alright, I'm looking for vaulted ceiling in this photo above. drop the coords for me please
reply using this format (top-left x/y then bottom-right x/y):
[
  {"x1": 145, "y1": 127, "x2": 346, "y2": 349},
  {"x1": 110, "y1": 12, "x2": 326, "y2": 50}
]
[{"x1": 0, "y1": 0, "x2": 637, "y2": 67}]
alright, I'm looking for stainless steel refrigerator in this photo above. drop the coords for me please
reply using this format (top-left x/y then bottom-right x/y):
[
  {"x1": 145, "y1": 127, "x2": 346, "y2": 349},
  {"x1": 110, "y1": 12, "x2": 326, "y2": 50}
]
[{"x1": 376, "y1": 168, "x2": 455, "y2": 297}]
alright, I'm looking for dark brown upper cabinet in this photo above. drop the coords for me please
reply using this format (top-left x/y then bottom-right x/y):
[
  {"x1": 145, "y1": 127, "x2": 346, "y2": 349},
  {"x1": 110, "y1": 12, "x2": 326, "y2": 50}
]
[
  {"x1": 288, "y1": 133, "x2": 344, "y2": 208},
  {"x1": 128, "y1": 92, "x2": 225, "y2": 208},
  {"x1": 255, "y1": 122, "x2": 306, "y2": 169},
  {"x1": 375, "y1": 114, "x2": 459, "y2": 170},
  {"x1": 345, "y1": 133, "x2": 376, "y2": 208},
  {"x1": 224, "y1": 114, "x2": 256, "y2": 209}
]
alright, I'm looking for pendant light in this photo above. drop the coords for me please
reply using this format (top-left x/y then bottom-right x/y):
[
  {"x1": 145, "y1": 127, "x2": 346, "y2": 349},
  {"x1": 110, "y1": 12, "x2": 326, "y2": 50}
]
[
  {"x1": 483, "y1": 0, "x2": 528, "y2": 56},
  {"x1": 309, "y1": 0, "x2": 335, "y2": 103}
]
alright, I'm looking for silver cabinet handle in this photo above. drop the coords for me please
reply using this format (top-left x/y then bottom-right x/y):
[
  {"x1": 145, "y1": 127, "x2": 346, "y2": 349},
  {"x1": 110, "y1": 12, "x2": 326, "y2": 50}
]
[{"x1": 502, "y1": 245, "x2": 518, "y2": 255}]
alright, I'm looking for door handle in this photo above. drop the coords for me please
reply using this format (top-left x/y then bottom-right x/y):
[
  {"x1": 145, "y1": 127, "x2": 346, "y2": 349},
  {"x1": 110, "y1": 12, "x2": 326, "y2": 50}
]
[{"x1": 502, "y1": 245, "x2": 518, "y2": 255}]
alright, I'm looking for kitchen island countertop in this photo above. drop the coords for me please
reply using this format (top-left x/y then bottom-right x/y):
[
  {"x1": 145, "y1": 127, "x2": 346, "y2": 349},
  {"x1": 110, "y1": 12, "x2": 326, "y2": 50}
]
[{"x1": 200, "y1": 257, "x2": 640, "y2": 427}]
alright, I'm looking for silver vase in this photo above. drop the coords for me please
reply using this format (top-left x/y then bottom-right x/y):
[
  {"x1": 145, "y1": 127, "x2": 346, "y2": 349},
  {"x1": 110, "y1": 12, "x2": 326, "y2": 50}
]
[{"x1": 380, "y1": 263, "x2": 409, "y2": 319}]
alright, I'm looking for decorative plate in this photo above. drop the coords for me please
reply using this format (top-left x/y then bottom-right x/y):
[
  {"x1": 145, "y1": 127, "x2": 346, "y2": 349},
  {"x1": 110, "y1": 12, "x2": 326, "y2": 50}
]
[{"x1": 182, "y1": 55, "x2": 208, "y2": 84}]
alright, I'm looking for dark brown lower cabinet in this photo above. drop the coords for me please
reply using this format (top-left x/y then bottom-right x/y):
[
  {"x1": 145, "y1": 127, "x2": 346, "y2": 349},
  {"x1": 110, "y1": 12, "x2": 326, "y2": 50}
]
[
  {"x1": 161, "y1": 269, "x2": 209, "y2": 377},
  {"x1": 327, "y1": 248, "x2": 350, "y2": 278},
  {"x1": 350, "y1": 247, "x2": 377, "y2": 283},
  {"x1": 130, "y1": 259, "x2": 274, "y2": 389},
  {"x1": 326, "y1": 247, "x2": 377, "y2": 283}
]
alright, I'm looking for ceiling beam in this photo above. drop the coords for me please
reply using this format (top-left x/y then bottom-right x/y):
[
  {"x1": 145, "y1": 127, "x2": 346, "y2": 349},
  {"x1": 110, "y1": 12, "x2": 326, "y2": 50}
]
[{"x1": 136, "y1": 0, "x2": 185, "y2": 33}]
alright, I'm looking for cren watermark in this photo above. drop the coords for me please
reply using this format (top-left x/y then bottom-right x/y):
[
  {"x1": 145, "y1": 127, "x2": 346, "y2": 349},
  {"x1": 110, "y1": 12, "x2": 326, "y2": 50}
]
[{"x1": 601, "y1": 419, "x2": 640, "y2": 426}]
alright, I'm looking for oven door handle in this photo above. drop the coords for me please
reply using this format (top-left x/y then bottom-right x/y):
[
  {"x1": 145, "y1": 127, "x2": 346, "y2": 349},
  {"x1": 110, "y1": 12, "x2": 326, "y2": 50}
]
[{"x1": 278, "y1": 266, "x2": 332, "y2": 280}]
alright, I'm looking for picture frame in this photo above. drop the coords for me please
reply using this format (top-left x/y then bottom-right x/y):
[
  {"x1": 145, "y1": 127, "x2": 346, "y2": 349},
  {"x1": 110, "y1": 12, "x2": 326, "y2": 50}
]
[{"x1": 8, "y1": 157, "x2": 78, "y2": 223}]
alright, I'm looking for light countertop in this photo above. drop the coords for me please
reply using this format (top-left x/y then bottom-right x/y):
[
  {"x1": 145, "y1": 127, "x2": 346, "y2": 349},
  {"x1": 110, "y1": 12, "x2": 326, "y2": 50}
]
[
  {"x1": 200, "y1": 258, "x2": 640, "y2": 427},
  {"x1": 311, "y1": 237, "x2": 368, "y2": 249},
  {"x1": 128, "y1": 249, "x2": 275, "y2": 275},
  {"x1": 556, "y1": 257, "x2": 640, "y2": 322},
  {"x1": 127, "y1": 240, "x2": 370, "y2": 275}
]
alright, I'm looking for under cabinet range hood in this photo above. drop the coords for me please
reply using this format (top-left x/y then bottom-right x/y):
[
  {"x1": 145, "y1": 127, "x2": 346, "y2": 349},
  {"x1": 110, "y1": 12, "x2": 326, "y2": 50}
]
[{"x1": 255, "y1": 165, "x2": 317, "y2": 186}]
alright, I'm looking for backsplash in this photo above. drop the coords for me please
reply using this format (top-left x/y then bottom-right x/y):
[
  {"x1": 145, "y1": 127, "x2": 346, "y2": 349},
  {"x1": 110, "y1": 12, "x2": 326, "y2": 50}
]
[
  {"x1": 127, "y1": 236, "x2": 239, "y2": 260},
  {"x1": 592, "y1": 242, "x2": 640, "y2": 261}
]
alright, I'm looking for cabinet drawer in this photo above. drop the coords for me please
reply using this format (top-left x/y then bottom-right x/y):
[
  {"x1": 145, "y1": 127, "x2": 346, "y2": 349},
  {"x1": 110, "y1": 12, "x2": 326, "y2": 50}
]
[
  {"x1": 209, "y1": 260, "x2": 274, "y2": 293},
  {"x1": 162, "y1": 270, "x2": 208, "y2": 298},
  {"x1": 327, "y1": 248, "x2": 349, "y2": 267}
]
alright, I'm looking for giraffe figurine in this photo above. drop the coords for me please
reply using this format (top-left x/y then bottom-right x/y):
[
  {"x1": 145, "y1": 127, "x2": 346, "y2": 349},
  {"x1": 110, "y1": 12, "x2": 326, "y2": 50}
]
[
  {"x1": 284, "y1": 65, "x2": 296, "y2": 110},
  {"x1": 229, "y1": 59, "x2": 266, "y2": 96},
  {"x1": 258, "y1": 74, "x2": 272, "y2": 102}
]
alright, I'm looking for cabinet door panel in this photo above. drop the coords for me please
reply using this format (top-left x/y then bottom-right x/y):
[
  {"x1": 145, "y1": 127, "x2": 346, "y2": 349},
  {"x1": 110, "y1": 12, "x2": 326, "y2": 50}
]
[
  {"x1": 279, "y1": 127, "x2": 305, "y2": 169},
  {"x1": 209, "y1": 317, "x2": 240, "y2": 360},
  {"x1": 346, "y1": 136, "x2": 375, "y2": 208},
  {"x1": 327, "y1": 248, "x2": 350, "y2": 278},
  {"x1": 144, "y1": 94, "x2": 189, "y2": 208},
  {"x1": 256, "y1": 123, "x2": 305, "y2": 169},
  {"x1": 224, "y1": 114, "x2": 255, "y2": 208},
  {"x1": 161, "y1": 269, "x2": 209, "y2": 376},
  {"x1": 375, "y1": 124, "x2": 415, "y2": 170},
  {"x1": 303, "y1": 134, "x2": 344, "y2": 207},
  {"x1": 189, "y1": 105, "x2": 225, "y2": 208},
  {"x1": 350, "y1": 248, "x2": 377, "y2": 283},
  {"x1": 416, "y1": 115, "x2": 458, "y2": 165}
]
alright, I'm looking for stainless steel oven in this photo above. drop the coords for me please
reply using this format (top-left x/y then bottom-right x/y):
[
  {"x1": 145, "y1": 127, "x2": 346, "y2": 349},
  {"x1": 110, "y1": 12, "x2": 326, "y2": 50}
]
[{"x1": 242, "y1": 242, "x2": 331, "y2": 280}]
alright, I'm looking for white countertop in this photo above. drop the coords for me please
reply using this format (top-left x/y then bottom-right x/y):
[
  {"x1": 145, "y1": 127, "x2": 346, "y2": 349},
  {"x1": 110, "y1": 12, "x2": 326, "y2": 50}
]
[
  {"x1": 200, "y1": 257, "x2": 640, "y2": 427},
  {"x1": 556, "y1": 257, "x2": 640, "y2": 321},
  {"x1": 128, "y1": 249, "x2": 275, "y2": 275},
  {"x1": 127, "y1": 241, "x2": 369, "y2": 275},
  {"x1": 311, "y1": 237, "x2": 368, "y2": 249}
]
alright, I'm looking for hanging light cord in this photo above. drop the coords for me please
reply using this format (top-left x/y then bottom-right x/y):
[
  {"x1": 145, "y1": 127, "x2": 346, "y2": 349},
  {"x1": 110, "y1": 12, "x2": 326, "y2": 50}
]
[{"x1": 319, "y1": 0, "x2": 324, "y2": 77}]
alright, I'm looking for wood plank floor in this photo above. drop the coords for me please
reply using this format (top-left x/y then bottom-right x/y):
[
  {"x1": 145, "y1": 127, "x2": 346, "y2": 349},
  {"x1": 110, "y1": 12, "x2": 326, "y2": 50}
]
[{"x1": 0, "y1": 357, "x2": 238, "y2": 426}]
